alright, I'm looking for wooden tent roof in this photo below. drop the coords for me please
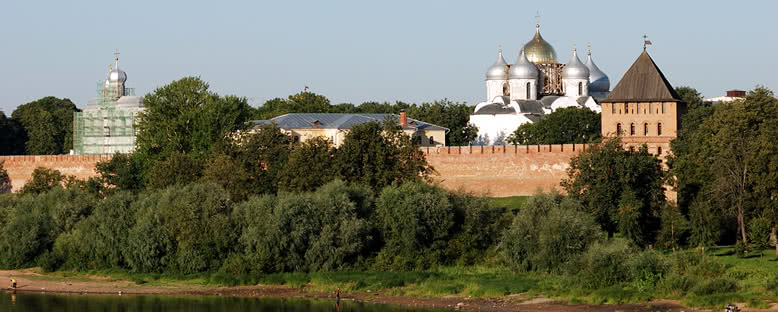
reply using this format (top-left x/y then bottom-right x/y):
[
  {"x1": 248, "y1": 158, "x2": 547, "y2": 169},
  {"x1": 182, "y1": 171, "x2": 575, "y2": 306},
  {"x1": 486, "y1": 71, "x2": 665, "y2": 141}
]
[{"x1": 602, "y1": 51, "x2": 683, "y2": 103}]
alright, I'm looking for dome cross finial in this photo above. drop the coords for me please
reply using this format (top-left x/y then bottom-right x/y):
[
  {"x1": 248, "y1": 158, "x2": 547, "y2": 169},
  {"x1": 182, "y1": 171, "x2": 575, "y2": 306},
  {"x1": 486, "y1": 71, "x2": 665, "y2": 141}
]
[
  {"x1": 535, "y1": 11, "x2": 540, "y2": 29},
  {"x1": 587, "y1": 42, "x2": 591, "y2": 56},
  {"x1": 498, "y1": 44, "x2": 502, "y2": 54},
  {"x1": 113, "y1": 49, "x2": 120, "y2": 68}
]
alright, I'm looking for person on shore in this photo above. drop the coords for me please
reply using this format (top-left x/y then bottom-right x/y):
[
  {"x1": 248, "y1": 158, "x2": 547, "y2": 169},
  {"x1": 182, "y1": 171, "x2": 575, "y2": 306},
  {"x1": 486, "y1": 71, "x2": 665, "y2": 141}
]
[
  {"x1": 11, "y1": 279, "x2": 16, "y2": 289},
  {"x1": 336, "y1": 287, "x2": 341, "y2": 304}
]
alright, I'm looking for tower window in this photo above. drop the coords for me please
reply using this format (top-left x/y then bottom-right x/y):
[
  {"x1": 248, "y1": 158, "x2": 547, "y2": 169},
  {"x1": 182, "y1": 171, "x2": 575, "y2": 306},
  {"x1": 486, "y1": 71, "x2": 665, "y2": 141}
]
[
  {"x1": 644, "y1": 123, "x2": 648, "y2": 136},
  {"x1": 650, "y1": 102, "x2": 654, "y2": 113},
  {"x1": 657, "y1": 123, "x2": 662, "y2": 136},
  {"x1": 637, "y1": 103, "x2": 641, "y2": 114},
  {"x1": 578, "y1": 82, "x2": 583, "y2": 96},
  {"x1": 661, "y1": 103, "x2": 665, "y2": 113},
  {"x1": 657, "y1": 146, "x2": 662, "y2": 155},
  {"x1": 526, "y1": 82, "x2": 531, "y2": 99},
  {"x1": 611, "y1": 103, "x2": 616, "y2": 114},
  {"x1": 616, "y1": 123, "x2": 622, "y2": 136},
  {"x1": 630, "y1": 123, "x2": 635, "y2": 136},
  {"x1": 624, "y1": 103, "x2": 629, "y2": 113}
]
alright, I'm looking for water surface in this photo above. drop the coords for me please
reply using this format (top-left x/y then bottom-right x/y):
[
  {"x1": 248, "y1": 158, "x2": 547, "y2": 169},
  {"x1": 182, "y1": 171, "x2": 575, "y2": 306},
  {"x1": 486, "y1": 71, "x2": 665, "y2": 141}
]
[{"x1": 0, "y1": 291, "x2": 451, "y2": 312}]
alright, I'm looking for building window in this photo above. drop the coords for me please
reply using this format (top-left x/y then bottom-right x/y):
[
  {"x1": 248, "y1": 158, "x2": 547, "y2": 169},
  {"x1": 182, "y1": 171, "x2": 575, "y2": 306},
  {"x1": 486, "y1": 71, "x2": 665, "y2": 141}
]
[
  {"x1": 644, "y1": 123, "x2": 649, "y2": 136},
  {"x1": 650, "y1": 102, "x2": 654, "y2": 113},
  {"x1": 611, "y1": 103, "x2": 616, "y2": 114},
  {"x1": 657, "y1": 123, "x2": 662, "y2": 136},
  {"x1": 429, "y1": 136, "x2": 435, "y2": 145},
  {"x1": 578, "y1": 82, "x2": 583, "y2": 96},
  {"x1": 657, "y1": 146, "x2": 662, "y2": 155},
  {"x1": 630, "y1": 123, "x2": 635, "y2": 136},
  {"x1": 624, "y1": 103, "x2": 629, "y2": 113},
  {"x1": 616, "y1": 123, "x2": 622, "y2": 136},
  {"x1": 637, "y1": 103, "x2": 641, "y2": 114},
  {"x1": 661, "y1": 103, "x2": 665, "y2": 113},
  {"x1": 526, "y1": 82, "x2": 531, "y2": 99}
]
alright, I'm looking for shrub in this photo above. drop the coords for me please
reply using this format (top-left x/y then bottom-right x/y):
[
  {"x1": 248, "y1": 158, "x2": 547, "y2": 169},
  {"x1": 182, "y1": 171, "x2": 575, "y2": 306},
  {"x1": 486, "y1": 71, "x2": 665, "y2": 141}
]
[
  {"x1": 766, "y1": 273, "x2": 778, "y2": 293},
  {"x1": 501, "y1": 192, "x2": 602, "y2": 272},
  {"x1": 446, "y1": 190, "x2": 504, "y2": 265},
  {"x1": 0, "y1": 192, "x2": 62, "y2": 268},
  {"x1": 575, "y1": 239, "x2": 634, "y2": 288},
  {"x1": 375, "y1": 182, "x2": 455, "y2": 270},
  {"x1": 628, "y1": 249, "x2": 669, "y2": 292},
  {"x1": 748, "y1": 216, "x2": 772, "y2": 255}
]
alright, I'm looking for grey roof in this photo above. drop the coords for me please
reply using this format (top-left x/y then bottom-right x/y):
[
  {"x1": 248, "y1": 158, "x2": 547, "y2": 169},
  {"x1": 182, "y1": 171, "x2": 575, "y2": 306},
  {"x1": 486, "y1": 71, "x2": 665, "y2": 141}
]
[
  {"x1": 473, "y1": 103, "x2": 516, "y2": 115},
  {"x1": 252, "y1": 113, "x2": 449, "y2": 132},
  {"x1": 540, "y1": 95, "x2": 560, "y2": 108},
  {"x1": 514, "y1": 100, "x2": 545, "y2": 114},
  {"x1": 602, "y1": 50, "x2": 682, "y2": 103}
]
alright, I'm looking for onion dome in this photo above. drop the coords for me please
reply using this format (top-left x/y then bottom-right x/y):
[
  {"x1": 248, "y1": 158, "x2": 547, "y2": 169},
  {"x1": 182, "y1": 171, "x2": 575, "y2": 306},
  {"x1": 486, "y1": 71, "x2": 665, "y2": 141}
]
[
  {"x1": 522, "y1": 25, "x2": 558, "y2": 64},
  {"x1": 585, "y1": 45, "x2": 610, "y2": 92},
  {"x1": 107, "y1": 56, "x2": 127, "y2": 83},
  {"x1": 562, "y1": 48, "x2": 589, "y2": 79},
  {"x1": 509, "y1": 49, "x2": 539, "y2": 79},
  {"x1": 485, "y1": 50, "x2": 508, "y2": 80}
]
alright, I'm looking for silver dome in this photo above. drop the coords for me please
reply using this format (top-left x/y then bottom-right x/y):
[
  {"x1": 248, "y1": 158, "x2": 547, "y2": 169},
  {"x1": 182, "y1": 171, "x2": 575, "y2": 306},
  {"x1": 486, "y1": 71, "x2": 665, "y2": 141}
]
[
  {"x1": 485, "y1": 50, "x2": 508, "y2": 80},
  {"x1": 585, "y1": 50, "x2": 609, "y2": 92},
  {"x1": 107, "y1": 68, "x2": 127, "y2": 82},
  {"x1": 562, "y1": 48, "x2": 589, "y2": 80},
  {"x1": 509, "y1": 49, "x2": 539, "y2": 79}
]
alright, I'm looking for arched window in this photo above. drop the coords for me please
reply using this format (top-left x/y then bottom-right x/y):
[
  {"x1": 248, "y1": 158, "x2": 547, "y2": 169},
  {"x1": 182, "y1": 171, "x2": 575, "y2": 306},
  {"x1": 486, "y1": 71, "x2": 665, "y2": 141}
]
[
  {"x1": 650, "y1": 102, "x2": 654, "y2": 113},
  {"x1": 502, "y1": 83, "x2": 510, "y2": 96},
  {"x1": 526, "y1": 82, "x2": 531, "y2": 99},
  {"x1": 578, "y1": 82, "x2": 583, "y2": 96},
  {"x1": 429, "y1": 136, "x2": 435, "y2": 145},
  {"x1": 616, "y1": 123, "x2": 622, "y2": 136},
  {"x1": 644, "y1": 123, "x2": 649, "y2": 136},
  {"x1": 611, "y1": 103, "x2": 616, "y2": 114},
  {"x1": 657, "y1": 123, "x2": 662, "y2": 136},
  {"x1": 657, "y1": 146, "x2": 663, "y2": 155},
  {"x1": 624, "y1": 103, "x2": 629, "y2": 113},
  {"x1": 661, "y1": 103, "x2": 665, "y2": 113},
  {"x1": 637, "y1": 103, "x2": 641, "y2": 114},
  {"x1": 630, "y1": 123, "x2": 635, "y2": 136}
]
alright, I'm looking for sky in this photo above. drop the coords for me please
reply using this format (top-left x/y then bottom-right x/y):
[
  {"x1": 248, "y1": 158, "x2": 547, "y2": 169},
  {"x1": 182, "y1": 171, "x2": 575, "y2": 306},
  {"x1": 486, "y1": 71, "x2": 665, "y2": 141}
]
[{"x1": 1, "y1": 0, "x2": 776, "y2": 114}]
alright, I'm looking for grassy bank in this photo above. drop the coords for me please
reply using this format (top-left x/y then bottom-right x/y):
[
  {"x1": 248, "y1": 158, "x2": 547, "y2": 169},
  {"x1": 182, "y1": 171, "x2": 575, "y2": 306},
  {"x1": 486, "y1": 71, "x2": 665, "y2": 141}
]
[{"x1": 32, "y1": 245, "x2": 778, "y2": 309}]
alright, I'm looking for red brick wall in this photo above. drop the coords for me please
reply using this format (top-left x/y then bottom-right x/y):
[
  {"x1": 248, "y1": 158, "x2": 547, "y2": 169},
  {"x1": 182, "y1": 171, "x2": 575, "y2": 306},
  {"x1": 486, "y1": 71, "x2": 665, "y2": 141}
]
[
  {"x1": 0, "y1": 155, "x2": 113, "y2": 192},
  {"x1": 421, "y1": 145, "x2": 585, "y2": 197},
  {"x1": 2, "y1": 147, "x2": 584, "y2": 197}
]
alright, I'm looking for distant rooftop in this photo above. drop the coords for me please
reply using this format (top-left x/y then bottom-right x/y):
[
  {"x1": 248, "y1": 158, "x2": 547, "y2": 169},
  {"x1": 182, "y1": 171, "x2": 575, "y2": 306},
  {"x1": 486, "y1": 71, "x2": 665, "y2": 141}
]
[{"x1": 252, "y1": 113, "x2": 449, "y2": 132}]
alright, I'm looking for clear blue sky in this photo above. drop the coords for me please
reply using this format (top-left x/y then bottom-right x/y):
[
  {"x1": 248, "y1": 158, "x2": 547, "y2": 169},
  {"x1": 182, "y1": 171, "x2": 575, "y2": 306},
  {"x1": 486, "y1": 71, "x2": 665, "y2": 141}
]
[{"x1": 1, "y1": 0, "x2": 775, "y2": 114}]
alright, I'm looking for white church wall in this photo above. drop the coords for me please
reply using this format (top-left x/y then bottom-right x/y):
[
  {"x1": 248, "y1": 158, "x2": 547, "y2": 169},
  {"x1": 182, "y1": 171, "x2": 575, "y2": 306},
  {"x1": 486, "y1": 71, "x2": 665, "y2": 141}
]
[
  {"x1": 470, "y1": 114, "x2": 533, "y2": 146},
  {"x1": 486, "y1": 80, "x2": 507, "y2": 100}
]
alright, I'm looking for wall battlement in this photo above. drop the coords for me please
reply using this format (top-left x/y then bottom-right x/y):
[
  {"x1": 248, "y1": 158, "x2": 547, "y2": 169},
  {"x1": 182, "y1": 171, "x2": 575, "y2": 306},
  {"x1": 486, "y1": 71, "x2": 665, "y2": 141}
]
[{"x1": 0, "y1": 155, "x2": 113, "y2": 192}]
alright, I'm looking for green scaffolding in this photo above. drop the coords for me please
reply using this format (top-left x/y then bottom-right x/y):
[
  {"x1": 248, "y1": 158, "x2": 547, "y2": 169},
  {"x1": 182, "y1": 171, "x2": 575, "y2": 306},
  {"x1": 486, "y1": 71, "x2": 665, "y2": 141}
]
[{"x1": 72, "y1": 82, "x2": 139, "y2": 155}]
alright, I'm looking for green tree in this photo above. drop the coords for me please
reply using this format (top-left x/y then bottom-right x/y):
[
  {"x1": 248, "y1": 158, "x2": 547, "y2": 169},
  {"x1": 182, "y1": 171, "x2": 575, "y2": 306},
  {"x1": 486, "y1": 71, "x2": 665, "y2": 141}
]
[
  {"x1": 0, "y1": 161, "x2": 10, "y2": 193},
  {"x1": 0, "y1": 111, "x2": 25, "y2": 155},
  {"x1": 11, "y1": 96, "x2": 78, "y2": 155},
  {"x1": 407, "y1": 99, "x2": 478, "y2": 145},
  {"x1": 135, "y1": 77, "x2": 251, "y2": 162},
  {"x1": 252, "y1": 91, "x2": 332, "y2": 119},
  {"x1": 145, "y1": 152, "x2": 203, "y2": 190},
  {"x1": 94, "y1": 153, "x2": 146, "y2": 194},
  {"x1": 279, "y1": 136, "x2": 336, "y2": 193},
  {"x1": 200, "y1": 154, "x2": 250, "y2": 202},
  {"x1": 20, "y1": 167, "x2": 66, "y2": 195},
  {"x1": 227, "y1": 124, "x2": 292, "y2": 196},
  {"x1": 507, "y1": 107, "x2": 600, "y2": 145},
  {"x1": 335, "y1": 121, "x2": 433, "y2": 192},
  {"x1": 748, "y1": 215, "x2": 771, "y2": 258},
  {"x1": 562, "y1": 138, "x2": 665, "y2": 245}
]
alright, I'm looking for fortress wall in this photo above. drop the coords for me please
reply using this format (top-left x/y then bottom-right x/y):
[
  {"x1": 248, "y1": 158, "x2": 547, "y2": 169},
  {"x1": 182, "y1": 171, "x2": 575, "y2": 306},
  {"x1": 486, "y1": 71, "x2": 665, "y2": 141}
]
[
  {"x1": 0, "y1": 155, "x2": 113, "y2": 192},
  {"x1": 421, "y1": 144, "x2": 585, "y2": 197},
  {"x1": 1, "y1": 145, "x2": 585, "y2": 197}
]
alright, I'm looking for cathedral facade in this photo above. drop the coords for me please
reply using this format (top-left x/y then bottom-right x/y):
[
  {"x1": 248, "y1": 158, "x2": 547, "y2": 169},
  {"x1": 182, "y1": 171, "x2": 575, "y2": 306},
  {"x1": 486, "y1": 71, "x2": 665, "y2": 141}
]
[{"x1": 470, "y1": 23, "x2": 610, "y2": 145}]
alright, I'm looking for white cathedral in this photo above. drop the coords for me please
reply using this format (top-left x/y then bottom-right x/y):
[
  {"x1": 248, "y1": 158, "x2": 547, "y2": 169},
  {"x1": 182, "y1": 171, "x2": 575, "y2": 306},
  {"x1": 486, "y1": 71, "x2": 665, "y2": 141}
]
[{"x1": 470, "y1": 22, "x2": 610, "y2": 145}]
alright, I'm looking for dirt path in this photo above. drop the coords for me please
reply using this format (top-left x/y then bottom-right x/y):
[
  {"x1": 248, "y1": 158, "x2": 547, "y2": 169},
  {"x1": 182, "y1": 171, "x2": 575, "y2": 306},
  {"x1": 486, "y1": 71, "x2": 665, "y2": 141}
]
[{"x1": 0, "y1": 269, "x2": 696, "y2": 312}]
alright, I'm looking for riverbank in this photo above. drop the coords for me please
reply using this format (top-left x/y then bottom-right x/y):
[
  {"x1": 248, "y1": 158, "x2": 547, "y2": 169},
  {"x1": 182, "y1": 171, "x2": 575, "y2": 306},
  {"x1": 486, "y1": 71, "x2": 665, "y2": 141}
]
[{"x1": 0, "y1": 268, "x2": 695, "y2": 312}]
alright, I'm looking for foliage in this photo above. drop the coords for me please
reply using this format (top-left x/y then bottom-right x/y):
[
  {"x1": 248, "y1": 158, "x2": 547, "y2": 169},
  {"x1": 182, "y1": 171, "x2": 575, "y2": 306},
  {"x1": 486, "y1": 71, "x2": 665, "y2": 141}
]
[
  {"x1": 279, "y1": 136, "x2": 336, "y2": 193},
  {"x1": 574, "y1": 239, "x2": 635, "y2": 288},
  {"x1": 10, "y1": 96, "x2": 78, "y2": 155},
  {"x1": 374, "y1": 182, "x2": 455, "y2": 270},
  {"x1": 336, "y1": 121, "x2": 433, "y2": 192},
  {"x1": 251, "y1": 91, "x2": 331, "y2": 120},
  {"x1": 507, "y1": 107, "x2": 600, "y2": 145},
  {"x1": 406, "y1": 99, "x2": 478, "y2": 145},
  {"x1": 201, "y1": 154, "x2": 250, "y2": 201},
  {"x1": 234, "y1": 180, "x2": 374, "y2": 273},
  {"x1": 562, "y1": 138, "x2": 665, "y2": 245},
  {"x1": 20, "y1": 167, "x2": 66, "y2": 195},
  {"x1": 0, "y1": 111, "x2": 25, "y2": 155},
  {"x1": 747, "y1": 215, "x2": 771, "y2": 254},
  {"x1": 501, "y1": 192, "x2": 602, "y2": 272},
  {"x1": 135, "y1": 77, "x2": 252, "y2": 162},
  {"x1": 0, "y1": 161, "x2": 10, "y2": 193},
  {"x1": 446, "y1": 190, "x2": 505, "y2": 265},
  {"x1": 145, "y1": 152, "x2": 203, "y2": 190},
  {"x1": 125, "y1": 183, "x2": 235, "y2": 273},
  {"x1": 94, "y1": 152, "x2": 146, "y2": 194},
  {"x1": 227, "y1": 124, "x2": 291, "y2": 196},
  {"x1": 657, "y1": 202, "x2": 690, "y2": 250}
]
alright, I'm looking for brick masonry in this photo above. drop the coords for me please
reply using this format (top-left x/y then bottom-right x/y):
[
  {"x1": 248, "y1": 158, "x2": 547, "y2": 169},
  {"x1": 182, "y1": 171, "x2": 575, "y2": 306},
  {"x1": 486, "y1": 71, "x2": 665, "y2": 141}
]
[{"x1": 2, "y1": 147, "x2": 584, "y2": 197}]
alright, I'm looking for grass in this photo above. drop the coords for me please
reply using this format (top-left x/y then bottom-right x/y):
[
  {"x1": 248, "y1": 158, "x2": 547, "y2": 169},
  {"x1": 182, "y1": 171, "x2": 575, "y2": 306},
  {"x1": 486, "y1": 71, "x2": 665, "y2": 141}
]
[
  {"x1": 24, "y1": 245, "x2": 778, "y2": 309},
  {"x1": 489, "y1": 196, "x2": 529, "y2": 212}
]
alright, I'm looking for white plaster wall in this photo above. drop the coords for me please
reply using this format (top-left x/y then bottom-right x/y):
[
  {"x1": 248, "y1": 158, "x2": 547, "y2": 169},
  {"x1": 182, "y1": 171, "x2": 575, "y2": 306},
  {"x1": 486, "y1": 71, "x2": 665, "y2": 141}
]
[
  {"x1": 563, "y1": 78, "x2": 589, "y2": 97},
  {"x1": 509, "y1": 79, "x2": 537, "y2": 101},
  {"x1": 469, "y1": 114, "x2": 533, "y2": 145},
  {"x1": 486, "y1": 80, "x2": 507, "y2": 101}
]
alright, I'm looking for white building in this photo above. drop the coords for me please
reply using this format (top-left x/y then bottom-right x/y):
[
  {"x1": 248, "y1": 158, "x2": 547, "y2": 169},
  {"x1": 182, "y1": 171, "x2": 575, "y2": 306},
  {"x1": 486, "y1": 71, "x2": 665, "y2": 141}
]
[
  {"x1": 470, "y1": 23, "x2": 610, "y2": 145},
  {"x1": 73, "y1": 54, "x2": 144, "y2": 154}
]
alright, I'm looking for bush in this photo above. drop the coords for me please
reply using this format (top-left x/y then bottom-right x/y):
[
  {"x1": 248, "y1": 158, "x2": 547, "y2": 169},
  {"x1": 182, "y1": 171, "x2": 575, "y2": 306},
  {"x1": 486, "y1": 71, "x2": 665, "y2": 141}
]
[
  {"x1": 748, "y1": 216, "x2": 772, "y2": 254},
  {"x1": 501, "y1": 192, "x2": 602, "y2": 273},
  {"x1": 375, "y1": 182, "x2": 455, "y2": 270},
  {"x1": 236, "y1": 180, "x2": 374, "y2": 273},
  {"x1": 575, "y1": 239, "x2": 634, "y2": 288},
  {"x1": 765, "y1": 274, "x2": 778, "y2": 293},
  {"x1": 446, "y1": 190, "x2": 504, "y2": 265},
  {"x1": 628, "y1": 249, "x2": 669, "y2": 292},
  {"x1": 0, "y1": 192, "x2": 60, "y2": 268}
]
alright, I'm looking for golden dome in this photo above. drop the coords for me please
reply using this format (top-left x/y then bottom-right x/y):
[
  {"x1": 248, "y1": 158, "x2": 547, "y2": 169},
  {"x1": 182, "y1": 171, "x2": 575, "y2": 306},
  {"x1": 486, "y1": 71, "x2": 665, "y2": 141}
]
[{"x1": 523, "y1": 26, "x2": 558, "y2": 64}]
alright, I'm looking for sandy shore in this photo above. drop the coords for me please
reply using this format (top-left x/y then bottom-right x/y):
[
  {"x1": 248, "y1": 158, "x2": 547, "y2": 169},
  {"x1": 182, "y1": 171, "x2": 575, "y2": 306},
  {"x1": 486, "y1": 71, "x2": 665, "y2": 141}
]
[{"x1": 0, "y1": 269, "x2": 697, "y2": 312}]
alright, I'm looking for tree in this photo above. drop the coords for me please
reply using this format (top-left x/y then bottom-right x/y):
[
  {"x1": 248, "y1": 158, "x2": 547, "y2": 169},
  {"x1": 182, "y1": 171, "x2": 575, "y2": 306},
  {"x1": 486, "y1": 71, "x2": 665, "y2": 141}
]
[
  {"x1": 145, "y1": 152, "x2": 203, "y2": 190},
  {"x1": 94, "y1": 153, "x2": 146, "y2": 194},
  {"x1": 335, "y1": 121, "x2": 433, "y2": 192},
  {"x1": 562, "y1": 138, "x2": 665, "y2": 245},
  {"x1": 0, "y1": 161, "x2": 10, "y2": 193},
  {"x1": 20, "y1": 167, "x2": 66, "y2": 195},
  {"x1": 135, "y1": 77, "x2": 252, "y2": 162},
  {"x1": 0, "y1": 111, "x2": 25, "y2": 155},
  {"x1": 252, "y1": 91, "x2": 332, "y2": 120},
  {"x1": 227, "y1": 124, "x2": 292, "y2": 196},
  {"x1": 407, "y1": 99, "x2": 478, "y2": 145},
  {"x1": 507, "y1": 107, "x2": 600, "y2": 145},
  {"x1": 200, "y1": 154, "x2": 250, "y2": 201},
  {"x1": 279, "y1": 136, "x2": 336, "y2": 193},
  {"x1": 11, "y1": 96, "x2": 78, "y2": 155}
]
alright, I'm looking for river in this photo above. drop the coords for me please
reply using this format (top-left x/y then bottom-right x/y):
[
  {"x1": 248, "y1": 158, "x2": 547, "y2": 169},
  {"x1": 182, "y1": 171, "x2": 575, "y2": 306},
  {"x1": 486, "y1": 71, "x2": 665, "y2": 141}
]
[{"x1": 0, "y1": 291, "x2": 451, "y2": 311}]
